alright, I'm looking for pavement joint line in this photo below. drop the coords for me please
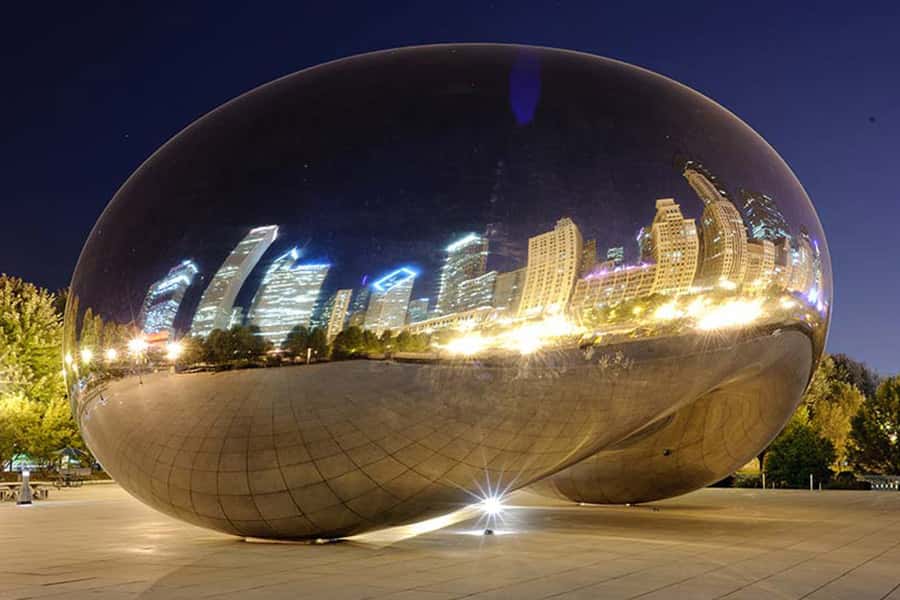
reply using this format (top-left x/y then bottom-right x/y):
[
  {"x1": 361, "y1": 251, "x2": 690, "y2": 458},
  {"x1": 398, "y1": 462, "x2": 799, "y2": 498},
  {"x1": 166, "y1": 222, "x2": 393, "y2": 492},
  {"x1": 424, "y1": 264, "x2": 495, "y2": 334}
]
[{"x1": 714, "y1": 517, "x2": 900, "y2": 599}]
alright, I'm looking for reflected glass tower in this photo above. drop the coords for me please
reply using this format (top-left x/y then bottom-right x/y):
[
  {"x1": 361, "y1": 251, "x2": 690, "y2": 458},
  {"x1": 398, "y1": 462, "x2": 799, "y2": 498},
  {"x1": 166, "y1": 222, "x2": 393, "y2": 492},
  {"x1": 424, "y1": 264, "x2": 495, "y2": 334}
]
[
  {"x1": 248, "y1": 248, "x2": 330, "y2": 346},
  {"x1": 190, "y1": 225, "x2": 278, "y2": 337},
  {"x1": 406, "y1": 297, "x2": 430, "y2": 324},
  {"x1": 492, "y1": 268, "x2": 526, "y2": 313},
  {"x1": 456, "y1": 271, "x2": 498, "y2": 311},
  {"x1": 364, "y1": 268, "x2": 416, "y2": 333},
  {"x1": 435, "y1": 233, "x2": 488, "y2": 316},
  {"x1": 139, "y1": 260, "x2": 199, "y2": 336},
  {"x1": 740, "y1": 189, "x2": 792, "y2": 243}
]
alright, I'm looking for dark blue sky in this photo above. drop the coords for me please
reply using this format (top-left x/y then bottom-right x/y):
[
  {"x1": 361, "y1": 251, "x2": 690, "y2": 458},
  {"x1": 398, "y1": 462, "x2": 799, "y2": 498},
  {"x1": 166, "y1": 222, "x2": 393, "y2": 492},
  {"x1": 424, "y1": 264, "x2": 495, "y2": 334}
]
[{"x1": 1, "y1": 2, "x2": 897, "y2": 374}]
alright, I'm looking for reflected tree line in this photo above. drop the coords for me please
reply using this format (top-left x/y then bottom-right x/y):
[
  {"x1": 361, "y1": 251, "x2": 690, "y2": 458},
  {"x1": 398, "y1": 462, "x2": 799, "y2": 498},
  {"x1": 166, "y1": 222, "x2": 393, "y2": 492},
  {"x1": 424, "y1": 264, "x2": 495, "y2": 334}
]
[{"x1": 175, "y1": 324, "x2": 435, "y2": 370}]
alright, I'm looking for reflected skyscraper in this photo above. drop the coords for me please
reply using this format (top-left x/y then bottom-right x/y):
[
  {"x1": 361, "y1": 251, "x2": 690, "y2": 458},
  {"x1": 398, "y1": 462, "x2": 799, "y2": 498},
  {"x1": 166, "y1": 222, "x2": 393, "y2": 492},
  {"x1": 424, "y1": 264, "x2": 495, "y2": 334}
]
[
  {"x1": 406, "y1": 297, "x2": 430, "y2": 324},
  {"x1": 320, "y1": 289, "x2": 352, "y2": 342},
  {"x1": 606, "y1": 246, "x2": 624, "y2": 266},
  {"x1": 740, "y1": 189, "x2": 791, "y2": 243},
  {"x1": 647, "y1": 198, "x2": 699, "y2": 295},
  {"x1": 364, "y1": 268, "x2": 416, "y2": 333},
  {"x1": 492, "y1": 268, "x2": 526, "y2": 313},
  {"x1": 457, "y1": 271, "x2": 498, "y2": 311},
  {"x1": 684, "y1": 164, "x2": 748, "y2": 286},
  {"x1": 788, "y1": 228, "x2": 815, "y2": 294},
  {"x1": 248, "y1": 248, "x2": 330, "y2": 346},
  {"x1": 518, "y1": 217, "x2": 583, "y2": 317},
  {"x1": 190, "y1": 225, "x2": 278, "y2": 337},
  {"x1": 140, "y1": 260, "x2": 199, "y2": 336},
  {"x1": 435, "y1": 233, "x2": 488, "y2": 316},
  {"x1": 744, "y1": 239, "x2": 776, "y2": 291}
]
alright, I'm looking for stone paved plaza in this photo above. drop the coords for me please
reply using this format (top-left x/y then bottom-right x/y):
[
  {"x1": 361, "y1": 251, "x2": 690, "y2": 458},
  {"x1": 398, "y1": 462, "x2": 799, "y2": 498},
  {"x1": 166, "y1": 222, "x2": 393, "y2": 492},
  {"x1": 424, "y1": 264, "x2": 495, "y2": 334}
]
[{"x1": 2, "y1": 484, "x2": 899, "y2": 599}]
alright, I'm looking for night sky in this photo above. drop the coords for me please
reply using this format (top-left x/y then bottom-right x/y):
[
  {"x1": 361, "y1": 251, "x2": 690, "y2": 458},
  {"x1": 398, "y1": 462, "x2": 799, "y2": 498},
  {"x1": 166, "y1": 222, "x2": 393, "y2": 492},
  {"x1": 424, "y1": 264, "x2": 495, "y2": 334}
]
[{"x1": 1, "y1": 2, "x2": 897, "y2": 374}]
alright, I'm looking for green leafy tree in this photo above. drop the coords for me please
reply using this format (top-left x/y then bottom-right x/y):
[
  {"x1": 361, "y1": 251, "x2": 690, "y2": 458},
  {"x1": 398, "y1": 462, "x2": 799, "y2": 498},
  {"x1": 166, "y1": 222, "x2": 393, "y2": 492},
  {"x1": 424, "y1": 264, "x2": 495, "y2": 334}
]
[
  {"x1": 0, "y1": 276, "x2": 83, "y2": 467},
  {"x1": 204, "y1": 328, "x2": 234, "y2": 363},
  {"x1": 332, "y1": 326, "x2": 365, "y2": 359},
  {"x1": 765, "y1": 422, "x2": 836, "y2": 488},
  {"x1": 307, "y1": 327, "x2": 329, "y2": 360},
  {"x1": 283, "y1": 325, "x2": 310, "y2": 358},
  {"x1": 801, "y1": 356, "x2": 866, "y2": 467},
  {"x1": 847, "y1": 376, "x2": 900, "y2": 474},
  {"x1": 0, "y1": 275, "x2": 66, "y2": 403},
  {"x1": 231, "y1": 325, "x2": 270, "y2": 359},
  {"x1": 831, "y1": 353, "x2": 879, "y2": 399},
  {"x1": 363, "y1": 329, "x2": 383, "y2": 354},
  {"x1": 0, "y1": 392, "x2": 42, "y2": 469}
]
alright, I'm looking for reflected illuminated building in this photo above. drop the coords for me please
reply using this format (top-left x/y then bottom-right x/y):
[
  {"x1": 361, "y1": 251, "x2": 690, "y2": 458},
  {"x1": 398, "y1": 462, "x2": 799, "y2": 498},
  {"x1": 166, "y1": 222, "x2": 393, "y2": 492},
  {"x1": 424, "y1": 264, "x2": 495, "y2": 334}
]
[
  {"x1": 457, "y1": 271, "x2": 498, "y2": 312},
  {"x1": 190, "y1": 225, "x2": 278, "y2": 337},
  {"x1": 228, "y1": 306, "x2": 244, "y2": 328},
  {"x1": 645, "y1": 198, "x2": 699, "y2": 295},
  {"x1": 139, "y1": 260, "x2": 199, "y2": 336},
  {"x1": 684, "y1": 163, "x2": 749, "y2": 287},
  {"x1": 744, "y1": 239, "x2": 776, "y2": 291},
  {"x1": 518, "y1": 218, "x2": 583, "y2": 317},
  {"x1": 248, "y1": 249, "x2": 330, "y2": 346},
  {"x1": 364, "y1": 267, "x2": 416, "y2": 333},
  {"x1": 606, "y1": 246, "x2": 624, "y2": 266},
  {"x1": 580, "y1": 239, "x2": 598, "y2": 276},
  {"x1": 406, "y1": 297, "x2": 430, "y2": 324},
  {"x1": 492, "y1": 268, "x2": 526, "y2": 314},
  {"x1": 435, "y1": 233, "x2": 488, "y2": 316},
  {"x1": 320, "y1": 289, "x2": 352, "y2": 342},
  {"x1": 788, "y1": 228, "x2": 816, "y2": 294},
  {"x1": 741, "y1": 189, "x2": 792, "y2": 243}
]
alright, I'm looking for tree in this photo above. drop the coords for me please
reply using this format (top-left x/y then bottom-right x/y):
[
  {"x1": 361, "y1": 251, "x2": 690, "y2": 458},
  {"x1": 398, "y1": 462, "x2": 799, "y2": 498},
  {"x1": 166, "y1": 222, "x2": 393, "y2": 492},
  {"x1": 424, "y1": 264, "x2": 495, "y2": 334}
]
[
  {"x1": 332, "y1": 326, "x2": 365, "y2": 359},
  {"x1": 283, "y1": 326, "x2": 310, "y2": 358},
  {"x1": 801, "y1": 356, "x2": 866, "y2": 467},
  {"x1": 765, "y1": 422, "x2": 836, "y2": 488},
  {"x1": 0, "y1": 275, "x2": 66, "y2": 403},
  {"x1": 831, "y1": 353, "x2": 879, "y2": 399},
  {"x1": 847, "y1": 376, "x2": 900, "y2": 474},
  {"x1": 307, "y1": 327, "x2": 329, "y2": 360}
]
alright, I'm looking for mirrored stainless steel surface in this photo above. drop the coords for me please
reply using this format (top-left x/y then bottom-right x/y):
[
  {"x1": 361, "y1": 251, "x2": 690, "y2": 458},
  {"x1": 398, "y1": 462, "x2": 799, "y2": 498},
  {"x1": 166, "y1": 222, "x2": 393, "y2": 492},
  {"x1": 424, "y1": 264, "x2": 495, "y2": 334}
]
[{"x1": 64, "y1": 44, "x2": 831, "y2": 539}]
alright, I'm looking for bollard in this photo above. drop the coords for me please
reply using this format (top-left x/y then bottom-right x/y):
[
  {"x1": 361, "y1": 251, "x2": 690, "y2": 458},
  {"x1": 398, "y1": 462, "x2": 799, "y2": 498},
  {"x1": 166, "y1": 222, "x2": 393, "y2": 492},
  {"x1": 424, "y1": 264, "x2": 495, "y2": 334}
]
[{"x1": 16, "y1": 470, "x2": 33, "y2": 505}]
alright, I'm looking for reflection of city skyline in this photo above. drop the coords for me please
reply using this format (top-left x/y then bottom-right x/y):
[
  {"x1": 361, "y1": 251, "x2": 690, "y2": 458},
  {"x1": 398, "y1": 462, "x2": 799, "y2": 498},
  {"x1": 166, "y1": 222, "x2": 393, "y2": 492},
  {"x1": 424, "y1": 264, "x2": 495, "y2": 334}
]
[{"x1": 140, "y1": 160, "x2": 825, "y2": 347}]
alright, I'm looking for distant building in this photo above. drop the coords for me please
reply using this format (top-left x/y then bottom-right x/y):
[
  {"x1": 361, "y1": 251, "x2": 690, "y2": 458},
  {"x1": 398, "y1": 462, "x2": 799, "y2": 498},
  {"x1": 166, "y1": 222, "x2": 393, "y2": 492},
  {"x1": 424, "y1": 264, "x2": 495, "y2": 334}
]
[
  {"x1": 518, "y1": 218, "x2": 583, "y2": 317},
  {"x1": 248, "y1": 249, "x2": 330, "y2": 346},
  {"x1": 740, "y1": 189, "x2": 791, "y2": 243},
  {"x1": 744, "y1": 240, "x2": 776, "y2": 291},
  {"x1": 190, "y1": 225, "x2": 278, "y2": 337},
  {"x1": 570, "y1": 264, "x2": 658, "y2": 314},
  {"x1": 435, "y1": 233, "x2": 488, "y2": 316},
  {"x1": 580, "y1": 239, "x2": 598, "y2": 276},
  {"x1": 647, "y1": 198, "x2": 699, "y2": 296},
  {"x1": 492, "y1": 268, "x2": 526, "y2": 314},
  {"x1": 365, "y1": 268, "x2": 416, "y2": 333},
  {"x1": 606, "y1": 246, "x2": 625, "y2": 266},
  {"x1": 140, "y1": 259, "x2": 199, "y2": 336},
  {"x1": 406, "y1": 298, "x2": 430, "y2": 324},
  {"x1": 788, "y1": 229, "x2": 815, "y2": 294},
  {"x1": 683, "y1": 164, "x2": 748, "y2": 286},
  {"x1": 320, "y1": 289, "x2": 352, "y2": 342},
  {"x1": 772, "y1": 238, "x2": 794, "y2": 289},
  {"x1": 457, "y1": 271, "x2": 498, "y2": 312},
  {"x1": 405, "y1": 306, "x2": 495, "y2": 335}
]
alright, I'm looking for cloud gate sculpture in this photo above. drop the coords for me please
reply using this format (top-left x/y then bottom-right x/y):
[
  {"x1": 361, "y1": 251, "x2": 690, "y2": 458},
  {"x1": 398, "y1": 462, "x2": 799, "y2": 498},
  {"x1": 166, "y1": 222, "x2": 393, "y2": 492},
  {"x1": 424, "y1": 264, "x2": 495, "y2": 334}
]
[{"x1": 64, "y1": 44, "x2": 830, "y2": 539}]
